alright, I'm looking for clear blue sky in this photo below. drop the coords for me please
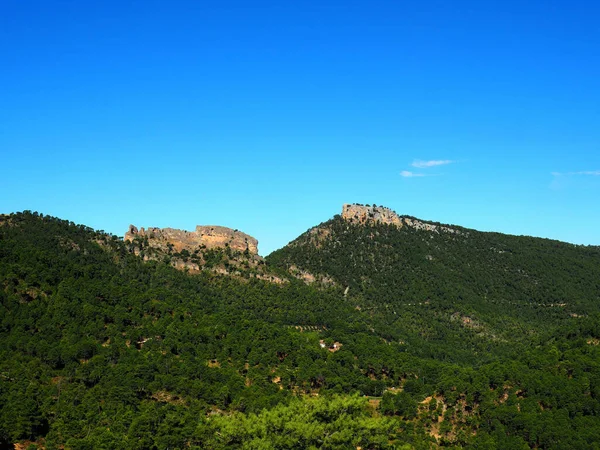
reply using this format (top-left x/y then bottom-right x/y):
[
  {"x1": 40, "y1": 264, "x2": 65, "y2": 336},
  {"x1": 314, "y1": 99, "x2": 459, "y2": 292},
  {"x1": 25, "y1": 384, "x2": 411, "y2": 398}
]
[{"x1": 2, "y1": 0, "x2": 599, "y2": 255}]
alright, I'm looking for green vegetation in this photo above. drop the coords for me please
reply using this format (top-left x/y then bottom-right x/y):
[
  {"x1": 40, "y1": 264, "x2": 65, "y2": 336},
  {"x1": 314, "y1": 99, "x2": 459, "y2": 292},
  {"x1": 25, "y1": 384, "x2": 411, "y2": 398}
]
[
  {"x1": 268, "y1": 214, "x2": 600, "y2": 360},
  {"x1": 197, "y1": 394, "x2": 423, "y2": 449},
  {"x1": 1, "y1": 211, "x2": 600, "y2": 448}
]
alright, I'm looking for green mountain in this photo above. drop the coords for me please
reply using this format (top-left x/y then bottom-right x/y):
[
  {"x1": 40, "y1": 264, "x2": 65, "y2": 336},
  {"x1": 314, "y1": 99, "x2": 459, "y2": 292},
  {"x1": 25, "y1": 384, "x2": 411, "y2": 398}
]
[
  {"x1": 267, "y1": 204, "x2": 600, "y2": 360},
  {"x1": 1, "y1": 208, "x2": 600, "y2": 449}
]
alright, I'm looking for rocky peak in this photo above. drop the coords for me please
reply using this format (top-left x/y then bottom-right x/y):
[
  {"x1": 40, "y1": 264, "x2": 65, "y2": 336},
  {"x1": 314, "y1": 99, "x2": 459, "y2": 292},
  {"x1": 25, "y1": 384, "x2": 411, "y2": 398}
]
[
  {"x1": 341, "y1": 204, "x2": 461, "y2": 234},
  {"x1": 341, "y1": 204, "x2": 403, "y2": 226},
  {"x1": 124, "y1": 224, "x2": 259, "y2": 254}
]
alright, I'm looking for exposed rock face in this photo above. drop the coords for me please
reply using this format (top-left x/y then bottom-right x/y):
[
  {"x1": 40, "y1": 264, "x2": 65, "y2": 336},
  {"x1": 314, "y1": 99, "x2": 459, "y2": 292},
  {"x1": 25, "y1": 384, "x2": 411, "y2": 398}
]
[
  {"x1": 287, "y1": 265, "x2": 336, "y2": 287},
  {"x1": 125, "y1": 224, "x2": 258, "y2": 254},
  {"x1": 341, "y1": 204, "x2": 403, "y2": 226},
  {"x1": 341, "y1": 204, "x2": 462, "y2": 234},
  {"x1": 122, "y1": 223, "x2": 287, "y2": 283}
]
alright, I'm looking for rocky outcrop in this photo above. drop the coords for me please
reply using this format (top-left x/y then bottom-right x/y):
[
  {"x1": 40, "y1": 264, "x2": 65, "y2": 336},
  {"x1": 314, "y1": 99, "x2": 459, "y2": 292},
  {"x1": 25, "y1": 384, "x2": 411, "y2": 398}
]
[
  {"x1": 122, "y1": 223, "x2": 288, "y2": 283},
  {"x1": 341, "y1": 204, "x2": 403, "y2": 226},
  {"x1": 287, "y1": 265, "x2": 337, "y2": 287},
  {"x1": 124, "y1": 224, "x2": 258, "y2": 254},
  {"x1": 341, "y1": 204, "x2": 462, "y2": 234}
]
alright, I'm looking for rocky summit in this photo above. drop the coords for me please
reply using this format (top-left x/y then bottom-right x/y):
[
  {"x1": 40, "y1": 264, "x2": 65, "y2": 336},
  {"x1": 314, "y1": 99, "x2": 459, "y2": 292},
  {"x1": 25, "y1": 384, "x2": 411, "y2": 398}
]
[
  {"x1": 341, "y1": 203, "x2": 461, "y2": 234},
  {"x1": 341, "y1": 203, "x2": 403, "y2": 226},
  {"x1": 124, "y1": 224, "x2": 259, "y2": 254}
]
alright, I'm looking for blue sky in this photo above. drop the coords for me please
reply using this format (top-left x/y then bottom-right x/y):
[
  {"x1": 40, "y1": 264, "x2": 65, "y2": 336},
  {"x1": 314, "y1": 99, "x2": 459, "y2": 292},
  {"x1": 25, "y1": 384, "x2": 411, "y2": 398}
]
[{"x1": 2, "y1": 0, "x2": 599, "y2": 255}]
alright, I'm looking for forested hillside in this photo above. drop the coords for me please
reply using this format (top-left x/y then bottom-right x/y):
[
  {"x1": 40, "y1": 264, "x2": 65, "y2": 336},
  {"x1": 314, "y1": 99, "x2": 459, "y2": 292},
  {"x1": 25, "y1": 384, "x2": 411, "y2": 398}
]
[
  {"x1": 2, "y1": 210, "x2": 600, "y2": 449},
  {"x1": 268, "y1": 209, "x2": 600, "y2": 359}
]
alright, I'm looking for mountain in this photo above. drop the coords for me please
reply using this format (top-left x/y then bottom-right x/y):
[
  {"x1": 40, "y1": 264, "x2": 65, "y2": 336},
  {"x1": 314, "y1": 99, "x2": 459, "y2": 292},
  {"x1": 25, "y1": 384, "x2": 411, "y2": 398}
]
[
  {"x1": 268, "y1": 204, "x2": 600, "y2": 355},
  {"x1": 2, "y1": 209, "x2": 600, "y2": 449}
]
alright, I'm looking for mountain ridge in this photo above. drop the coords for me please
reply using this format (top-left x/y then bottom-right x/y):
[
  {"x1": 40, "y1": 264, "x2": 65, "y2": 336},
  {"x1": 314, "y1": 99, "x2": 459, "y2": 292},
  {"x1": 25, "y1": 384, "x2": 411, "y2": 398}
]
[{"x1": 2, "y1": 209, "x2": 600, "y2": 448}]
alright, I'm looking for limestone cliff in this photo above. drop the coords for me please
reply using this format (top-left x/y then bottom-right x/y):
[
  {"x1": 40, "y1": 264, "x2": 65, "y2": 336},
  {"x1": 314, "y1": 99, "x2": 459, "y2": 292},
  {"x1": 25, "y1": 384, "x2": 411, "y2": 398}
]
[
  {"x1": 125, "y1": 224, "x2": 258, "y2": 255},
  {"x1": 122, "y1": 224, "x2": 286, "y2": 282},
  {"x1": 341, "y1": 204, "x2": 462, "y2": 234},
  {"x1": 341, "y1": 204, "x2": 403, "y2": 227}
]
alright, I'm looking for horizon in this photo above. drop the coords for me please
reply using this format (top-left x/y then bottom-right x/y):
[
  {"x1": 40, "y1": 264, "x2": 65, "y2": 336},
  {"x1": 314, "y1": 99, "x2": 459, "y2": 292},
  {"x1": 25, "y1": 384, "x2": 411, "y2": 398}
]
[{"x1": 2, "y1": 0, "x2": 599, "y2": 255}]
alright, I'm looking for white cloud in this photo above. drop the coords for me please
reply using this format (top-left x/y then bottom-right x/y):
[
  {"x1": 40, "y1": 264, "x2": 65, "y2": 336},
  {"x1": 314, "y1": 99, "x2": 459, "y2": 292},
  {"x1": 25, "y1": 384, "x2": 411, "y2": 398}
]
[
  {"x1": 412, "y1": 159, "x2": 454, "y2": 168},
  {"x1": 400, "y1": 170, "x2": 426, "y2": 178}
]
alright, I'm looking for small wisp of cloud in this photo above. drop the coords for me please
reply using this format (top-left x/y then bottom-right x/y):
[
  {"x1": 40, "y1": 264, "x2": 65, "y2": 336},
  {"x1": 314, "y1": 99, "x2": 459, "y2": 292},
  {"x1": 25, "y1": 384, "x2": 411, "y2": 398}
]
[
  {"x1": 574, "y1": 171, "x2": 600, "y2": 176},
  {"x1": 551, "y1": 171, "x2": 600, "y2": 177},
  {"x1": 550, "y1": 170, "x2": 600, "y2": 190},
  {"x1": 400, "y1": 170, "x2": 426, "y2": 178},
  {"x1": 400, "y1": 158, "x2": 455, "y2": 178},
  {"x1": 412, "y1": 159, "x2": 454, "y2": 168}
]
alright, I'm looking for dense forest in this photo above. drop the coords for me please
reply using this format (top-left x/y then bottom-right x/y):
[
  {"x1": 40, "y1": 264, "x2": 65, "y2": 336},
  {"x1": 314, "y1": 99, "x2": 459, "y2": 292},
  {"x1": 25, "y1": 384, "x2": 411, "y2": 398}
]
[{"x1": 2, "y1": 210, "x2": 600, "y2": 448}]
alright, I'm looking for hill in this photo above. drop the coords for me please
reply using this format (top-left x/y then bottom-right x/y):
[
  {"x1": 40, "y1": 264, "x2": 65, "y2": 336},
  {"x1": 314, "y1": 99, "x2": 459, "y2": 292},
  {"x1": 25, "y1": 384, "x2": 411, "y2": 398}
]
[
  {"x1": 268, "y1": 204, "x2": 600, "y2": 357},
  {"x1": 1, "y1": 209, "x2": 600, "y2": 448}
]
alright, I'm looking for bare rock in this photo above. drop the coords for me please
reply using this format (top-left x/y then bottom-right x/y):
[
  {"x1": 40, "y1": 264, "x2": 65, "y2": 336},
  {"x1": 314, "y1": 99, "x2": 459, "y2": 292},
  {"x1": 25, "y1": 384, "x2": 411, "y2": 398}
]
[
  {"x1": 341, "y1": 204, "x2": 462, "y2": 234},
  {"x1": 124, "y1": 224, "x2": 258, "y2": 254},
  {"x1": 341, "y1": 204, "x2": 403, "y2": 227}
]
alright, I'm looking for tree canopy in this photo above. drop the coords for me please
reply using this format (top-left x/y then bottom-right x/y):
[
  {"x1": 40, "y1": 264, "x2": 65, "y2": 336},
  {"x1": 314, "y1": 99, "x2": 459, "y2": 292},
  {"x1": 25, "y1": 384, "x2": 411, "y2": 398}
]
[{"x1": 1, "y1": 211, "x2": 600, "y2": 448}]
